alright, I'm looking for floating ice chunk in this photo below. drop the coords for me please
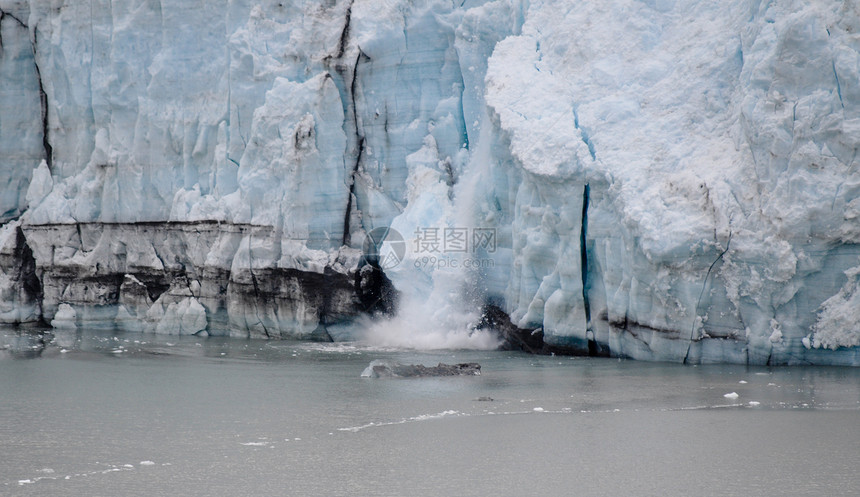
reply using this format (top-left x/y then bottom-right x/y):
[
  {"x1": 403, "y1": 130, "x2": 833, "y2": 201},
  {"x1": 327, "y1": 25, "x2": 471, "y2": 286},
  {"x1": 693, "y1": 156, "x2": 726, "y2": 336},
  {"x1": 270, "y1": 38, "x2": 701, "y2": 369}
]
[
  {"x1": 748, "y1": 401, "x2": 761, "y2": 406},
  {"x1": 723, "y1": 392, "x2": 739, "y2": 400},
  {"x1": 139, "y1": 461, "x2": 155, "y2": 466},
  {"x1": 51, "y1": 304, "x2": 77, "y2": 329},
  {"x1": 361, "y1": 360, "x2": 482, "y2": 378}
]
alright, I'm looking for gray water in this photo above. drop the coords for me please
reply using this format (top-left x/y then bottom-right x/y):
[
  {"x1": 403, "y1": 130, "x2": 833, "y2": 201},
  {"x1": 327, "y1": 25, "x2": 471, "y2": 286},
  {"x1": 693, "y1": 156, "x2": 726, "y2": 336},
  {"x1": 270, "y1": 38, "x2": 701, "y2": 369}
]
[{"x1": 1, "y1": 328, "x2": 859, "y2": 496}]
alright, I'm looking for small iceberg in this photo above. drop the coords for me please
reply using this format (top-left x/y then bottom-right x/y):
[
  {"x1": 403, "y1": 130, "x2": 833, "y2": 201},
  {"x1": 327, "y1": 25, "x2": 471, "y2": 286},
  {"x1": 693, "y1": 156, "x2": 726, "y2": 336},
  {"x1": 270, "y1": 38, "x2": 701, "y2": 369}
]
[{"x1": 361, "y1": 360, "x2": 481, "y2": 378}]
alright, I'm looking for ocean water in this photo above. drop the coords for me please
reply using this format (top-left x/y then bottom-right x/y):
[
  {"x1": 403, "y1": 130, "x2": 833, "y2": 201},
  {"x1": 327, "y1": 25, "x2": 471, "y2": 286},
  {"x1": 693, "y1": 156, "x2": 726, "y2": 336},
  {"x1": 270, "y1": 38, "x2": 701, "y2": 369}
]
[{"x1": 1, "y1": 328, "x2": 859, "y2": 496}]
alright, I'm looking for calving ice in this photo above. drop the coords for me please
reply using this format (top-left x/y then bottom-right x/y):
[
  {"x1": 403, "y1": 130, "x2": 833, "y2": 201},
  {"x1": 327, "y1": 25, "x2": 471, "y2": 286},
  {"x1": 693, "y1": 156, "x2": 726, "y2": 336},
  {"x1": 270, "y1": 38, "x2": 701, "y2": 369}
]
[{"x1": 1, "y1": 0, "x2": 859, "y2": 365}]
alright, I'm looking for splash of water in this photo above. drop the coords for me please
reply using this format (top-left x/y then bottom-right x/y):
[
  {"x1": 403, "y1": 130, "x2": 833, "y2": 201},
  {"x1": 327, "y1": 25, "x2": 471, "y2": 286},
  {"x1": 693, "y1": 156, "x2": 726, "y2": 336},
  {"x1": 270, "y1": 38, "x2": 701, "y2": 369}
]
[
  {"x1": 358, "y1": 114, "x2": 501, "y2": 350},
  {"x1": 357, "y1": 276, "x2": 501, "y2": 350}
]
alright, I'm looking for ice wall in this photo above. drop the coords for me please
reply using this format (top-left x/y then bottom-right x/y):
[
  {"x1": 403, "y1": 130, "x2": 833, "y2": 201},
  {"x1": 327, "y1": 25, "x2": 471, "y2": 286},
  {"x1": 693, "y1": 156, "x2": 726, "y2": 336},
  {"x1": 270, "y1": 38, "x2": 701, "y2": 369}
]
[
  {"x1": 481, "y1": 0, "x2": 860, "y2": 365},
  {"x1": 0, "y1": 1, "x2": 44, "y2": 222},
  {"x1": 0, "y1": 0, "x2": 859, "y2": 364}
]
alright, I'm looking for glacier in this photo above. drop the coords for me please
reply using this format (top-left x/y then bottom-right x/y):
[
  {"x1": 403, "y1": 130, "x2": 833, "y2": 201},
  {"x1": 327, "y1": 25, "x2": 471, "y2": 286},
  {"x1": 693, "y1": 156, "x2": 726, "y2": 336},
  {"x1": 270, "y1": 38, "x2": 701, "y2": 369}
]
[{"x1": 1, "y1": 0, "x2": 860, "y2": 365}]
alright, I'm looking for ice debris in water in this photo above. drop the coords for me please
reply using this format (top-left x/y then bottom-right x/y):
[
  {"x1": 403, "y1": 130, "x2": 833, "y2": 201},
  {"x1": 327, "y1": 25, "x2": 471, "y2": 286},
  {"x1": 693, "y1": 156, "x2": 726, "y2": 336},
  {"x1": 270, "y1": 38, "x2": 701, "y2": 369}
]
[{"x1": 361, "y1": 359, "x2": 481, "y2": 378}]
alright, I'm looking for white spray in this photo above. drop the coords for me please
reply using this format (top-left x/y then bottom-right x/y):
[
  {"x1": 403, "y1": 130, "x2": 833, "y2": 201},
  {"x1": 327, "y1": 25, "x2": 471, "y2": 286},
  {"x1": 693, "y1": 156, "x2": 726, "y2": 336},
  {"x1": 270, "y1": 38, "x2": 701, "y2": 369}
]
[{"x1": 358, "y1": 114, "x2": 501, "y2": 350}]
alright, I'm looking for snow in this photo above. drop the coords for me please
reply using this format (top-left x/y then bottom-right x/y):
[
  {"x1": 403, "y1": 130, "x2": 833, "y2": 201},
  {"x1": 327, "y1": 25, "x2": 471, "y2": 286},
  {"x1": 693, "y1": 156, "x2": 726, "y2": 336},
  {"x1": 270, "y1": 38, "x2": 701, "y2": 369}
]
[{"x1": 0, "y1": 0, "x2": 859, "y2": 364}]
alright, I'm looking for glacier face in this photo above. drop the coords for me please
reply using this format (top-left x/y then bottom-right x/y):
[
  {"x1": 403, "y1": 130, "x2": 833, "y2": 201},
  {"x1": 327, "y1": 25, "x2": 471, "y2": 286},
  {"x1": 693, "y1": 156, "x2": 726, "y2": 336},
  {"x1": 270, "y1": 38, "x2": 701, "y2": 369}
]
[
  {"x1": 480, "y1": 0, "x2": 860, "y2": 365},
  {"x1": 1, "y1": 0, "x2": 860, "y2": 364}
]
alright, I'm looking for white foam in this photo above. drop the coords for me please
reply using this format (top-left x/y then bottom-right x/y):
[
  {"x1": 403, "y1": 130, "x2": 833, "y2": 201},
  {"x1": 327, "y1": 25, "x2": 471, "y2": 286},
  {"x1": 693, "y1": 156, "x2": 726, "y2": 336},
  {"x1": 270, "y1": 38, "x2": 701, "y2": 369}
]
[
  {"x1": 339, "y1": 410, "x2": 463, "y2": 432},
  {"x1": 357, "y1": 300, "x2": 501, "y2": 351}
]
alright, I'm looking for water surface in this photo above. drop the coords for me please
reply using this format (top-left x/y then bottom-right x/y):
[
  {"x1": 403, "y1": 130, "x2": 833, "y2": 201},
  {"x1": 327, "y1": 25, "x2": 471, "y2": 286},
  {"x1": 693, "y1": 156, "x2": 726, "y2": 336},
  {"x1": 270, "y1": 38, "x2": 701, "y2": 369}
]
[{"x1": 2, "y1": 329, "x2": 859, "y2": 496}]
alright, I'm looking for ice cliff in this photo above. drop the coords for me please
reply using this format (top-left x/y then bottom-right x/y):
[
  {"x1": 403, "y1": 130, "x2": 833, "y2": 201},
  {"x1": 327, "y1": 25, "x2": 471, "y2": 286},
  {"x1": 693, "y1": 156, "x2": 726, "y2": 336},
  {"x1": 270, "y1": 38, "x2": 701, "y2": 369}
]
[{"x1": 1, "y1": 0, "x2": 859, "y2": 365}]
